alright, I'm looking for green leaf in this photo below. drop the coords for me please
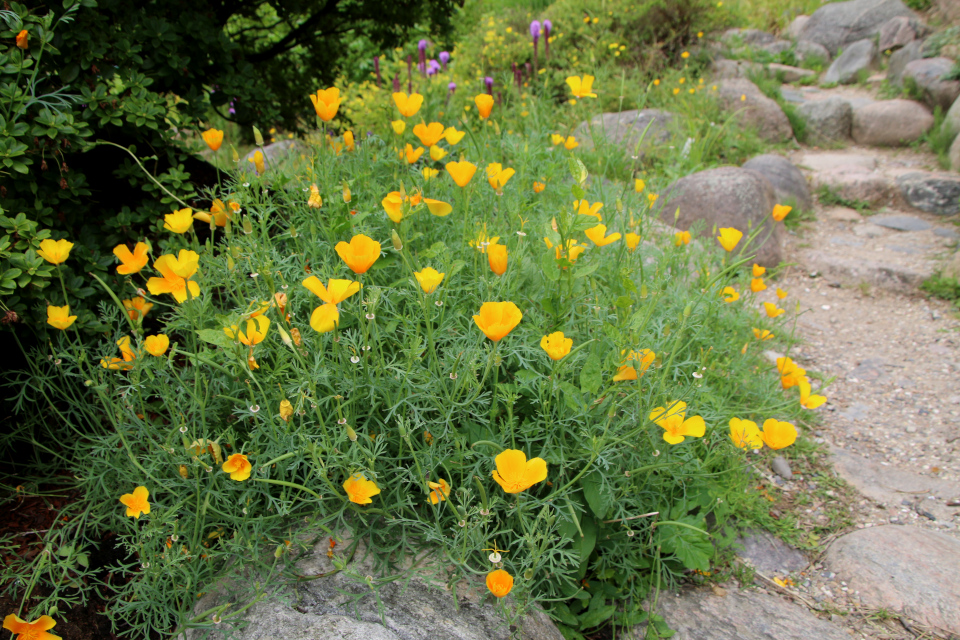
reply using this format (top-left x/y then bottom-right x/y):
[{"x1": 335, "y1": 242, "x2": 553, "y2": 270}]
[
  {"x1": 581, "y1": 470, "x2": 612, "y2": 519},
  {"x1": 551, "y1": 603, "x2": 579, "y2": 627},
  {"x1": 196, "y1": 328, "x2": 233, "y2": 350},
  {"x1": 540, "y1": 249, "x2": 560, "y2": 282},
  {"x1": 559, "y1": 381, "x2": 581, "y2": 412},
  {"x1": 578, "y1": 604, "x2": 617, "y2": 630},
  {"x1": 614, "y1": 295, "x2": 632, "y2": 308},
  {"x1": 579, "y1": 351, "x2": 602, "y2": 394},
  {"x1": 572, "y1": 261, "x2": 598, "y2": 280},
  {"x1": 571, "y1": 183, "x2": 586, "y2": 200}
]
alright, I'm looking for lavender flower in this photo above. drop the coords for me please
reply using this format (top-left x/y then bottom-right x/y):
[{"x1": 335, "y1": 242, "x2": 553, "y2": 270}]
[
  {"x1": 543, "y1": 19, "x2": 552, "y2": 35},
  {"x1": 530, "y1": 20, "x2": 541, "y2": 42},
  {"x1": 427, "y1": 59, "x2": 441, "y2": 76},
  {"x1": 418, "y1": 39, "x2": 430, "y2": 52},
  {"x1": 484, "y1": 76, "x2": 494, "y2": 95},
  {"x1": 439, "y1": 51, "x2": 450, "y2": 70},
  {"x1": 448, "y1": 81, "x2": 457, "y2": 92}
]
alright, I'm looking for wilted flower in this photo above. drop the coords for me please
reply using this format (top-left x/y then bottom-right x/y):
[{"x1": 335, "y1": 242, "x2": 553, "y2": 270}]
[
  {"x1": 144, "y1": 334, "x2": 170, "y2": 356},
  {"x1": 46, "y1": 305, "x2": 77, "y2": 331},
  {"x1": 540, "y1": 331, "x2": 572, "y2": 360},
  {"x1": 279, "y1": 399, "x2": 294, "y2": 422},
  {"x1": 533, "y1": 181, "x2": 546, "y2": 193},
  {"x1": 308, "y1": 184, "x2": 323, "y2": 208},
  {"x1": 716, "y1": 227, "x2": 742, "y2": 252},
  {"x1": 649, "y1": 401, "x2": 706, "y2": 444},
  {"x1": 473, "y1": 301, "x2": 522, "y2": 341},
  {"x1": 343, "y1": 473, "x2": 380, "y2": 504},
  {"x1": 36, "y1": 238, "x2": 73, "y2": 265},
  {"x1": 763, "y1": 302, "x2": 785, "y2": 318},
  {"x1": 222, "y1": 453, "x2": 252, "y2": 481},
  {"x1": 101, "y1": 336, "x2": 136, "y2": 370},
  {"x1": 119, "y1": 486, "x2": 150, "y2": 518},
  {"x1": 194, "y1": 200, "x2": 235, "y2": 227},
  {"x1": 613, "y1": 349, "x2": 655, "y2": 381},
  {"x1": 492, "y1": 449, "x2": 547, "y2": 493},
  {"x1": 760, "y1": 419, "x2": 797, "y2": 450},
  {"x1": 310, "y1": 87, "x2": 341, "y2": 121},
  {"x1": 566, "y1": 75, "x2": 597, "y2": 98},
  {"x1": 123, "y1": 296, "x2": 153, "y2": 321},
  {"x1": 336, "y1": 234, "x2": 381, "y2": 274},
  {"x1": 392, "y1": 92, "x2": 424, "y2": 117},
  {"x1": 729, "y1": 418, "x2": 763, "y2": 449},
  {"x1": 201, "y1": 128, "x2": 223, "y2": 151},
  {"x1": 15, "y1": 29, "x2": 28, "y2": 49}
]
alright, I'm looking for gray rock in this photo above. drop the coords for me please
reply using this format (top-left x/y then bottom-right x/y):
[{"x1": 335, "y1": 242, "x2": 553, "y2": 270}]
[
  {"x1": 650, "y1": 588, "x2": 852, "y2": 640},
  {"x1": 575, "y1": 109, "x2": 675, "y2": 156},
  {"x1": 724, "y1": 28, "x2": 777, "y2": 47},
  {"x1": 712, "y1": 58, "x2": 763, "y2": 79},
  {"x1": 950, "y1": 131, "x2": 960, "y2": 171},
  {"x1": 897, "y1": 172, "x2": 960, "y2": 215},
  {"x1": 771, "y1": 456, "x2": 793, "y2": 480},
  {"x1": 825, "y1": 526, "x2": 960, "y2": 635},
  {"x1": 888, "y1": 39, "x2": 924, "y2": 85},
  {"x1": 839, "y1": 402, "x2": 871, "y2": 419},
  {"x1": 813, "y1": 166, "x2": 893, "y2": 206},
  {"x1": 831, "y1": 448, "x2": 960, "y2": 507},
  {"x1": 878, "y1": 16, "x2": 929, "y2": 52},
  {"x1": 943, "y1": 93, "x2": 960, "y2": 139},
  {"x1": 760, "y1": 40, "x2": 792, "y2": 55},
  {"x1": 716, "y1": 78, "x2": 794, "y2": 143},
  {"x1": 183, "y1": 539, "x2": 564, "y2": 640},
  {"x1": 934, "y1": 227, "x2": 959, "y2": 238},
  {"x1": 902, "y1": 57, "x2": 960, "y2": 111},
  {"x1": 822, "y1": 39, "x2": 877, "y2": 85},
  {"x1": 780, "y1": 87, "x2": 806, "y2": 103},
  {"x1": 797, "y1": 152, "x2": 877, "y2": 172},
  {"x1": 742, "y1": 154, "x2": 813, "y2": 212},
  {"x1": 766, "y1": 63, "x2": 816, "y2": 82},
  {"x1": 241, "y1": 140, "x2": 304, "y2": 172},
  {"x1": 870, "y1": 214, "x2": 933, "y2": 231},
  {"x1": 798, "y1": 248, "x2": 930, "y2": 291},
  {"x1": 657, "y1": 166, "x2": 784, "y2": 266},
  {"x1": 737, "y1": 529, "x2": 807, "y2": 574},
  {"x1": 795, "y1": 39, "x2": 831, "y2": 64},
  {"x1": 851, "y1": 99, "x2": 933, "y2": 146},
  {"x1": 797, "y1": 97, "x2": 854, "y2": 143},
  {"x1": 944, "y1": 250, "x2": 960, "y2": 279},
  {"x1": 786, "y1": 15, "x2": 810, "y2": 40},
  {"x1": 798, "y1": 0, "x2": 913, "y2": 55}
]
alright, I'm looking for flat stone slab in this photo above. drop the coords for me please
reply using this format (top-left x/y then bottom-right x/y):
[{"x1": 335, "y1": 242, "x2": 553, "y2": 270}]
[
  {"x1": 896, "y1": 172, "x2": 960, "y2": 215},
  {"x1": 825, "y1": 526, "x2": 960, "y2": 635},
  {"x1": 830, "y1": 448, "x2": 960, "y2": 507},
  {"x1": 797, "y1": 153, "x2": 877, "y2": 172},
  {"x1": 934, "y1": 227, "x2": 959, "y2": 239},
  {"x1": 737, "y1": 529, "x2": 808, "y2": 574},
  {"x1": 651, "y1": 588, "x2": 852, "y2": 640},
  {"x1": 870, "y1": 214, "x2": 933, "y2": 231},
  {"x1": 798, "y1": 249, "x2": 929, "y2": 292}
]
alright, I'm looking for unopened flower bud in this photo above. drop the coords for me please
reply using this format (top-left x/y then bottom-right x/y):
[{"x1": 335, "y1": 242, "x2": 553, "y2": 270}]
[
  {"x1": 278, "y1": 325, "x2": 293, "y2": 347},
  {"x1": 391, "y1": 229, "x2": 403, "y2": 251},
  {"x1": 345, "y1": 425, "x2": 358, "y2": 441}
]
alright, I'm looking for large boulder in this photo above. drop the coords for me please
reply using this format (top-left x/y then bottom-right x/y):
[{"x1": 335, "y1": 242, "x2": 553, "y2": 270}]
[
  {"x1": 821, "y1": 39, "x2": 876, "y2": 85},
  {"x1": 888, "y1": 40, "x2": 924, "y2": 85},
  {"x1": 575, "y1": 109, "x2": 674, "y2": 156},
  {"x1": 825, "y1": 526, "x2": 960, "y2": 635},
  {"x1": 902, "y1": 57, "x2": 960, "y2": 111},
  {"x1": 851, "y1": 99, "x2": 933, "y2": 146},
  {"x1": 712, "y1": 58, "x2": 763, "y2": 79},
  {"x1": 722, "y1": 28, "x2": 777, "y2": 47},
  {"x1": 797, "y1": 97, "x2": 854, "y2": 143},
  {"x1": 943, "y1": 94, "x2": 960, "y2": 139},
  {"x1": 657, "y1": 166, "x2": 785, "y2": 266},
  {"x1": 742, "y1": 154, "x2": 813, "y2": 212},
  {"x1": 716, "y1": 78, "x2": 794, "y2": 143},
  {"x1": 766, "y1": 63, "x2": 816, "y2": 83},
  {"x1": 950, "y1": 130, "x2": 960, "y2": 171},
  {"x1": 181, "y1": 537, "x2": 564, "y2": 640},
  {"x1": 798, "y1": 0, "x2": 913, "y2": 55},
  {"x1": 878, "y1": 15, "x2": 929, "y2": 51},
  {"x1": 785, "y1": 15, "x2": 810, "y2": 40},
  {"x1": 896, "y1": 171, "x2": 960, "y2": 215},
  {"x1": 794, "y1": 39, "x2": 832, "y2": 64}
]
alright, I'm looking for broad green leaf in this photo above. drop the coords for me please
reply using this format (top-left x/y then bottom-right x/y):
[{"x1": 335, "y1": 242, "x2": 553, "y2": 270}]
[
  {"x1": 578, "y1": 604, "x2": 617, "y2": 630},
  {"x1": 581, "y1": 470, "x2": 612, "y2": 519},
  {"x1": 541, "y1": 250, "x2": 560, "y2": 282},
  {"x1": 579, "y1": 351, "x2": 602, "y2": 394}
]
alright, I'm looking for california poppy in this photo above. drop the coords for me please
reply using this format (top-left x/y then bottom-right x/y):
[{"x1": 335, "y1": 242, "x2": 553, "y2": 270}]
[
  {"x1": 760, "y1": 419, "x2": 797, "y2": 450},
  {"x1": 222, "y1": 453, "x2": 252, "y2": 481},
  {"x1": 613, "y1": 349, "x2": 654, "y2": 381},
  {"x1": 428, "y1": 478, "x2": 450, "y2": 504},
  {"x1": 474, "y1": 94, "x2": 494, "y2": 119},
  {"x1": 46, "y1": 305, "x2": 77, "y2": 330},
  {"x1": 566, "y1": 75, "x2": 597, "y2": 98},
  {"x1": 414, "y1": 267, "x2": 445, "y2": 294},
  {"x1": 473, "y1": 301, "x2": 522, "y2": 341},
  {"x1": 674, "y1": 231, "x2": 691, "y2": 246},
  {"x1": 716, "y1": 227, "x2": 742, "y2": 252},
  {"x1": 413, "y1": 122, "x2": 445, "y2": 147},
  {"x1": 343, "y1": 473, "x2": 380, "y2": 504},
  {"x1": 487, "y1": 244, "x2": 508, "y2": 275},
  {"x1": 729, "y1": 418, "x2": 763, "y2": 449},
  {"x1": 649, "y1": 401, "x2": 706, "y2": 444},
  {"x1": 303, "y1": 277, "x2": 360, "y2": 304},
  {"x1": 144, "y1": 334, "x2": 170, "y2": 356},
  {"x1": 491, "y1": 449, "x2": 547, "y2": 493},
  {"x1": 2, "y1": 613, "x2": 60, "y2": 640},
  {"x1": 585, "y1": 223, "x2": 621, "y2": 247},
  {"x1": 36, "y1": 238, "x2": 73, "y2": 265},
  {"x1": 446, "y1": 160, "x2": 477, "y2": 187},
  {"x1": 625, "y1": 232, "x2": 641, "y2": 250},
  {"x1": 163, "y1": 208, "x2": 194, "y2": 234},
  {"x1": 540, "y1": 331, "x2": 572, "y2": 360},
  {"x1": 392, "y1": 92, "x2": 423, "y2": 118},
  {"x1": 310, "y1": 87, "x2": 341, "y2": 121},
  {"x1": 772, "y1": 204, "x2": 792, "y2": 222},
  {"x1": 119, "y1": 486, "x2": 150, "y2": 518},
  {"x1": 146, "y1": 250, "x2": 200, "y2": 303},
  {"x1": 486, "y1": 569, "x2": 514, "y2": 598},
  {"x1": 201, "y1": 128, "x2": 223, "y2": 151},
  {"x1": 335, "y1": 234, "x2": 381, "y2": 274},
  {"x1": 15, "y1": 30, "x2": 28, "y2": 49}
]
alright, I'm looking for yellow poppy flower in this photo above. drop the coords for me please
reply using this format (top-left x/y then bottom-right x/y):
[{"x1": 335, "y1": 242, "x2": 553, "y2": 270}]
[
  {"x1": 540, "y1": 331, "x2": 572, "y2": 360},
  {"x1": 772, "y1": 204, "x2": 792, "y2": 221},
  {"x1": 716, "y1": 227, "x2": 742, "y2": 252},
  {"x1": 487, "y1": 244, "x2": 508, "y2": 275},
  {"x1": 625, "y1": 232, "x2": 641, "y2": 250},
  {"x1": 100, "y1": 336, "x2": 136, "y2": 370},
  {"x1": 649, "y1": 401, "x2": 706, "y2": 444},
  {"x1": 36, "y1": 238, "x2": 73, "y2": 265},
  {"x1": 279, "y1": 399, "x2": 294, "y2": 422},
  {"x1": 15, "y1": 29, "x2": 28, "y2": 49},
  {"x1": 473, "y1": 301, "x2": 522, "y2": 341},
  {"x1": 550, "y1": 133, "x2": 565, "y2": 146},
  {"x1": 2, "y1": 613, "x2": 60, "y2": 640},
  {"x1": 146, "y1": 250, "x2": 200, "y2": 304},
  {"x1": 424, "y1": 198, "x2": 452, "y2": 216},
  {"x1": 563, "y1": 135, "x2": 578, "y2": 150},
  {"x1": 144, "y1": 334, "x2": 169, "y2": 356},
  {"x1": 413, "y1": 122, "x2": 445, "y2": 147},
  {"x1": 335, "y1": 234, "x2": 381, "y2": 274},
  {"x1": 446, "y1": 160, "x2": 478, "y2": 187},
  {"x1": 201, "y1": 128, "x2": 223, "y2": 151},
  {"x1": 307, "y1": 184, "x2": 323, "y2": 208},
  {"x1": 776, "y1": 287, "x2": 788, "y2": 300},
  {"x1": 403, "y1": 144, "x2": 424, "y2": 164},
  {"x1": 752, "y1": 264, "x2": 766, "y2": 277},
  {"x1": 309, "y1": 303, "x2": 340, "y2": 333},
  {"x1": 574, "y1": 199, "x2": 603, "y2": 220},
  {"x1": 222, "y1": 453, "x2": 252, "y2": 481},
  {"x1": 392, "y1": 92, "x2": 423, "y2": 118},
  {"x1": 491, "y1": 449, "x2": 547, "y2": 493},
  {"x1": 486, "y1": 569, "x2": 514, "y2": 597},
  {"x1": 422, "y1": 167, "x2": 439, "y2": 180},
  {"x1": 248, "y1": 150, "x2": 265, "y2": 175},
  {"x1": 344, "y1": 130, "x2": 355, "y2": 151},
  {"x1": 721, "y1": 286, "x2": 739, "y2": 303},
  {"x1": 414, "y1": 267, "x2": 445, "y2": 294},
  {"x1": 474, "y1": 94, "x2": 494, "y2": 119},
  {"x1": 343, "y1": 473, "x2": 380, "y2": 504},
  {"x1": 776, "y1": 357, "x2": 806, "y2": 389},
  {"x1": 46, "y1": 305, "x2": 77, "y2": 330},
  {"x1": 391, "y1": 120, "x2": 407, "y2": 135},
  {"x1": 443, "y1": 126, "x2": 465, "y2": 145},
  {"x1": 613, "y1": 348, "x2": 655, "y2": 381},
  {"x1": 194, "y1": 200, "x2": 235, "y2": 227},
  {"x1": 224, "y1": 316, "x2": 270, "y2": 346},
  {"x1": 566, "y1": 74, "x2": 597, "y2": 98},
  {"x1": 799, "y1": 377, "x2": 827, "y2": 409},
  {"x1": 486, "y1": 163, "x2": 515, "y2": 190},
  {"x1": 764, "y1": 302, "x2": 785, "y2": 318},
  {"x1": 303, "y1": 277, "x2": 360, "y2": 304},
  {"x1": 428, "y1": 478, "x2": 450, "y2": 504},
  {"x1": 760, "y1": 419, "x2": 797, "y2": 450},
  {"x1": 753, "y1": 328, "x2": 774, "y2": 341},
  {"x1": 674, "y1": 231, "x2": 691, "y2": 246},
  {"x1": 750, "y1": 277, "x2": 767, "y2": 292},
  {"x1": 310, "y1": 87, "x2": 341, "y2": 121},
  {"x1": 163, "y1": 208, "x2": 193, "y2": 234},
  {"x1": 429, "y1": 145, "x2": 447, "y2": 161},
  {"x1": 119, "y1": 486, "x2": 150, "y2": 518},
  {"x1": 533, "y1": 181, "x2": 546, "y2": 193},
  {"x1": 123, "y1": 296, "x2": 153, "y2": 321},
  {"x1": 585, "y1": 223, "x2": 621, "y2": 246},
  {"x1": 729, "y1": 418, "x2": 763, "y2": 449}
]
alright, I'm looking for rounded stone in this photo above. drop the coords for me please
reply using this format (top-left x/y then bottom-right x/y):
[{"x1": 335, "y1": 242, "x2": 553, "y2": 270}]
[
  {"x1": 716, "y1": 78, "x2": 794, "y2": 143},
  {"x1": 797, "y1": 97, "x2": 854, "y2": 143},
  {"x1": 742, "y1": 154, "x2": 814, "y2": 212},
  {"x1": 851, "y1": 99, "x2": 933, "y2": 146}
]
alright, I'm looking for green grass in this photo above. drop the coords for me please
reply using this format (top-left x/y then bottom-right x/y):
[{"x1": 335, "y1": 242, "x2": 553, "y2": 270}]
[
  {"x1": 816, "y1": 184, "x2": 873, "y2": 213},
  {"x1": 921, "y1": 271, "x2": 960, "y2": 306}
]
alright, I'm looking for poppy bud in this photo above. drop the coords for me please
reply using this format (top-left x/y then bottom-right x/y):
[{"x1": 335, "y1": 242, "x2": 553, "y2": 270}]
[
  {"x1": 242, "y1": 216, "x2": 253, "y2": 235},
  {"x1": 277, "y1": 325, "x2": 293, "y2": 347},
  {"x1": 391, "y1": 229, "x2": 403, "y2": 251},
  {"x1": 346, "y1": 425, "x2": 357, "y2": 442},
  {"x1": 253, "y1": 126, "x2": 264, "y2": 147}
]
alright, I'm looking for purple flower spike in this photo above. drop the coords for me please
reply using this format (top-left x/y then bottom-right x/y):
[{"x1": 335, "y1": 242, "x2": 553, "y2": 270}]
[
  {"x1": 418, "y1": 39, "x2": 430, "y2": 52},
  {"x1": 448, "y1": 82, "x2": 457, "y2": 92},
  {"x1": 543, "y1": 19, "x2": 552, "y2": 35},
  {"x1": 427, "y1": 59, "x2": 441, "y2": 76},
  {"x1": 439, "y1": 51, "x2": 450, "y2": 64},
  {"x1": 530, "y1": 20, "x2": 541, "y2": 41},
  {"x1": 484, "y1": 76, "x2": 494, "y2": 95}
]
